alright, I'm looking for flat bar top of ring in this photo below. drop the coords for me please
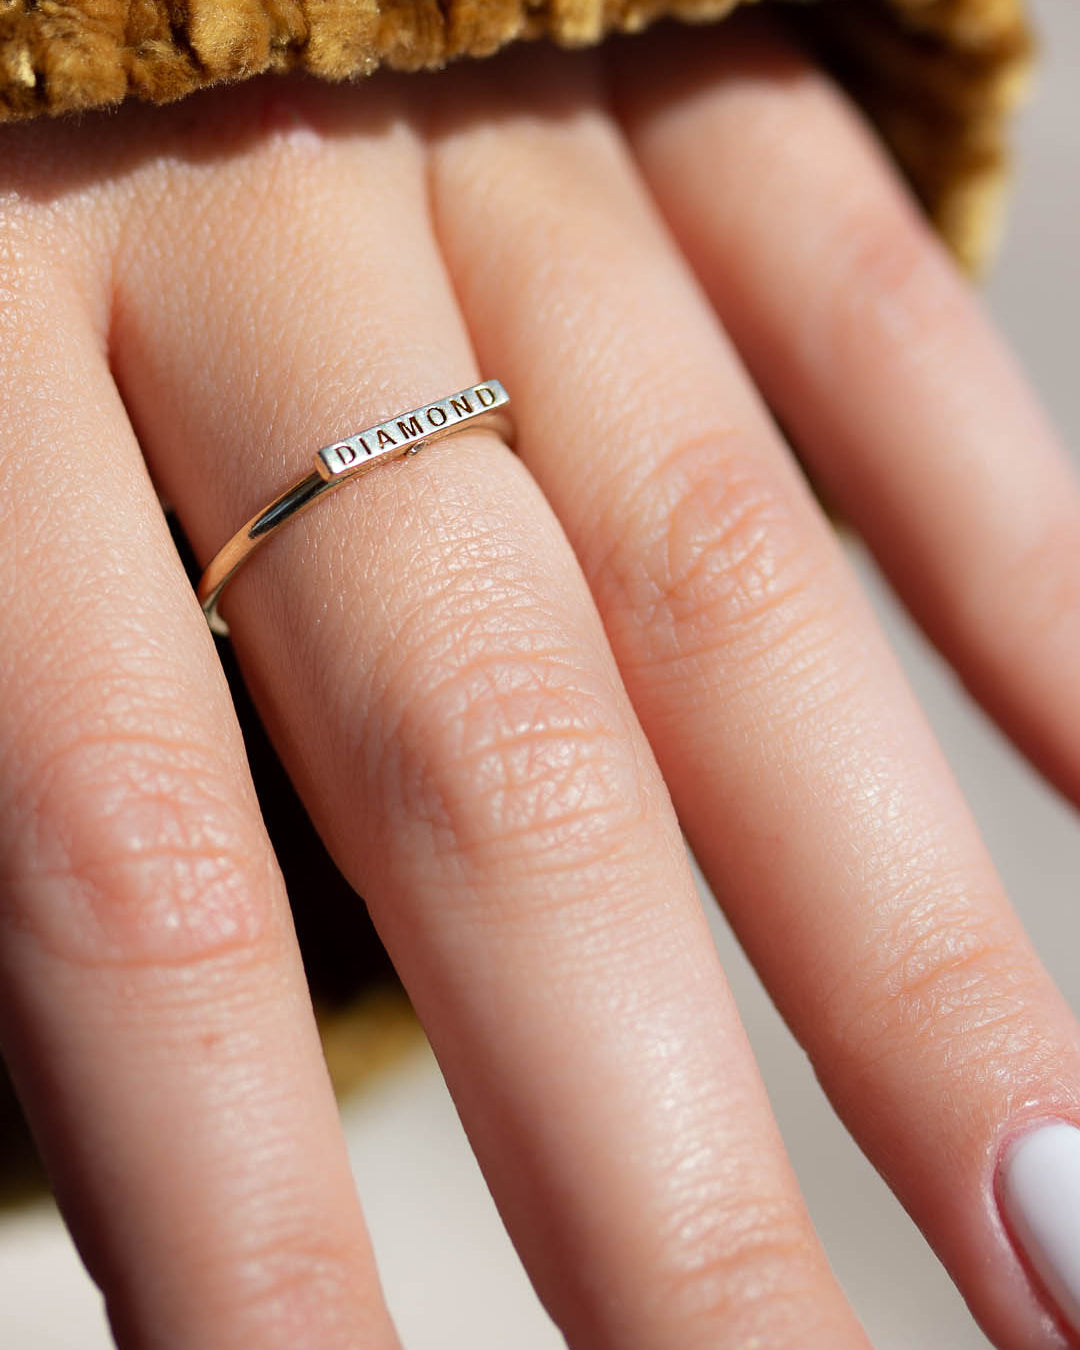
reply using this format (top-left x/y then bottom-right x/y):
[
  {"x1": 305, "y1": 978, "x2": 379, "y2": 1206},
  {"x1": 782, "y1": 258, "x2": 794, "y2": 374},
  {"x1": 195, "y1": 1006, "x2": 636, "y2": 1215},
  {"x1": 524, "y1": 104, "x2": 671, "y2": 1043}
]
[
  {"x1": 316, "y1": 380, "x2": 510, "y2": 482},
  {"x1": 197, "y1": 380, "x2": 511, "y2": 637}
]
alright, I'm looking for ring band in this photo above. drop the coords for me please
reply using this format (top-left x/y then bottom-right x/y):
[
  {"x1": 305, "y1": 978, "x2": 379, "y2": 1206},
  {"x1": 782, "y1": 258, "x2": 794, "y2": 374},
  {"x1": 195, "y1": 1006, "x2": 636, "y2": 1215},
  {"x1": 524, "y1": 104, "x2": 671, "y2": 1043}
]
[{"x1": 196, "y1": 380, "x2": 512, "y2": 636}]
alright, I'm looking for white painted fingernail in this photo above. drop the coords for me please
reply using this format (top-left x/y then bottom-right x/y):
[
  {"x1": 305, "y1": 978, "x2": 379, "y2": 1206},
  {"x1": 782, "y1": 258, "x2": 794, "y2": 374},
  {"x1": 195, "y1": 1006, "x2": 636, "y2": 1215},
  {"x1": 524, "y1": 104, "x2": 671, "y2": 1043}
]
[{"x1": 1000, "y1": 1120, "x2": 1080, "y2": 1331}]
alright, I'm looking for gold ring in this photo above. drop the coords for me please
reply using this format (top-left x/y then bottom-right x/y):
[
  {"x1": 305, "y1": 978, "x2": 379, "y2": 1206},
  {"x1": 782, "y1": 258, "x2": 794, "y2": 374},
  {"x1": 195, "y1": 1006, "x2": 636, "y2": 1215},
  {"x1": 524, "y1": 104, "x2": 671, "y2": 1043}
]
[{"x1": 196, "y1": 380, "x2": 512, "y2": 636}]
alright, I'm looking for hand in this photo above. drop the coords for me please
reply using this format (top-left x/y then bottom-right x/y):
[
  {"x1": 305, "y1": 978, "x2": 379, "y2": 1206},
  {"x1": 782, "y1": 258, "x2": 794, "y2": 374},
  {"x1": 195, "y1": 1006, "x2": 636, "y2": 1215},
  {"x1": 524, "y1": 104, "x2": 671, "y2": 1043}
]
[{"x1": 1, "y1": 13, "x2": 1079, "y2": 1349}]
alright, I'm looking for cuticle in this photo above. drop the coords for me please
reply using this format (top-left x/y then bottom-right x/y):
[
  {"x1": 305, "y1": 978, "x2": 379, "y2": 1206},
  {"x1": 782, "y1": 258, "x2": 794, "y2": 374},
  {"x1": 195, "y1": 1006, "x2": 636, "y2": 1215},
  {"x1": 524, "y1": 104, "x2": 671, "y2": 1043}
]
[{"x1": 992, "y1": 1111, "x2": 1080, "y2": 1191}]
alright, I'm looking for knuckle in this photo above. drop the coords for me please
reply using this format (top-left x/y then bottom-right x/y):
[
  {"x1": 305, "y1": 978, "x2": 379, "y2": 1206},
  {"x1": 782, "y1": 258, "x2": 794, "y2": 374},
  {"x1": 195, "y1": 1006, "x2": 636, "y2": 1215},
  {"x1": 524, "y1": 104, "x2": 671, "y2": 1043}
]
[
  {"x1": 594, "y1": 430, "x2": 833, "y2": 667},
  {"x1": 651, "y1": 1189, "x2": 826, "y2": 1336},
  {"x1": 6, "y1": 724, "x2": 276, "y2": 970},
  {"x1": 389, "y1": 596, "x2": 651, "y2": 881},
  {"x1": 411, "y1": 649, "x2": 646, "y2": 864},
  {"x1": 816, "y1": 189, "x2": 954, "y2": 362},
  {"x1": 830, "y1": 874, "x2": 1044, "y2": 1075},
  {"x1": 220, "y1": 1233, "x2": 383, "y2": 1348}
]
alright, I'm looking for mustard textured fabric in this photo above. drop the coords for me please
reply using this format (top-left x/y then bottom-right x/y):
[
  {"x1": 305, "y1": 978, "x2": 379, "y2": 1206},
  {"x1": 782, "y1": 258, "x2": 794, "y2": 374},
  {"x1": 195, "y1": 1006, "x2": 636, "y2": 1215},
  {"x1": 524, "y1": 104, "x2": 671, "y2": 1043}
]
[{"x1": 0, "y1": 0, "x2": 1033, "y2": 270}]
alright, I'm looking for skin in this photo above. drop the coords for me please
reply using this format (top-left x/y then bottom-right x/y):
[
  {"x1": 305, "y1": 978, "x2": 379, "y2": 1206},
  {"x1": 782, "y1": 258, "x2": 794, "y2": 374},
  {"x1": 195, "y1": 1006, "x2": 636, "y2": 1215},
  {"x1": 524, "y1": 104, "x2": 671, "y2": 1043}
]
[{"x1": 0, "y1": 10, "x2": 1078, "y2": 1348}]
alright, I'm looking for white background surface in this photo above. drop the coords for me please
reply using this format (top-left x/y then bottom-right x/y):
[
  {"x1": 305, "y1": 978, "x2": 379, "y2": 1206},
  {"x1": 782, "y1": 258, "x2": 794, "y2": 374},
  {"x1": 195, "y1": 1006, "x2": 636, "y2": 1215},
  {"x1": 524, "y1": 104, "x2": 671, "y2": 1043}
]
[{"x1": 2, "y1": 2, "x2": 1078, "y2": 1345}]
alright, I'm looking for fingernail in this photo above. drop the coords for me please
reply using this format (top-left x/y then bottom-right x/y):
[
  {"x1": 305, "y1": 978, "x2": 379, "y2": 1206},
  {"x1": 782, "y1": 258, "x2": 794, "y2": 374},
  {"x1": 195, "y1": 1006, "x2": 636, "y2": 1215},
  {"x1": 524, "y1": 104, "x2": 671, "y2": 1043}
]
[{"x1": 999, "y1": 1120, "x2": 1080, "y2": 1332}]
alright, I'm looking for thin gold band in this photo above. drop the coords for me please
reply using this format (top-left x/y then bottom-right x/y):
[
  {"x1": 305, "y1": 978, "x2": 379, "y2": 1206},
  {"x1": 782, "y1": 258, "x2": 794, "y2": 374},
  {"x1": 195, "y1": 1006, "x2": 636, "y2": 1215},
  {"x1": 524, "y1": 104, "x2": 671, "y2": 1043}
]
[{"x1": 196, "y1": 380, "x2": 512, "y2": 636}]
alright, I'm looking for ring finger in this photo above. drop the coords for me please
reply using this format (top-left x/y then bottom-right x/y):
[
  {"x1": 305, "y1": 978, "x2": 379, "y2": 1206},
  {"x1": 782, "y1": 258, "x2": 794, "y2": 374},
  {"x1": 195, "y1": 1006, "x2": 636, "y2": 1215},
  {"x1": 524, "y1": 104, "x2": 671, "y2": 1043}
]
[{"x1": 110, "y1": 73, "x2": 871, "y2": 1350}]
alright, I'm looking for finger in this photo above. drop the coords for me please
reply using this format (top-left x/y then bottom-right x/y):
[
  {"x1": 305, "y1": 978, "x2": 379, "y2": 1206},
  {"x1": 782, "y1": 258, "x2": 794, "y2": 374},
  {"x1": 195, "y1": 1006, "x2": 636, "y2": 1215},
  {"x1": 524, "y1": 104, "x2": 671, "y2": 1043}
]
[
  {"x1": 0, "y1": 146, "x2": 398, "y2": 1349},
  {"x1": 109, "y1": 74, "x2": 873, "y2": 1350},
  {"x1": 426, "y1": 40, "x2": 1080, "y2": 1350},
  {"x1": 615, "y1": 15, "x2": 1080, "y2": 808}
]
